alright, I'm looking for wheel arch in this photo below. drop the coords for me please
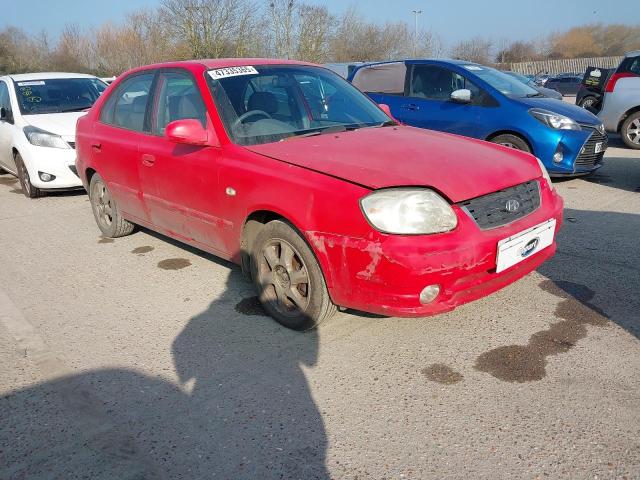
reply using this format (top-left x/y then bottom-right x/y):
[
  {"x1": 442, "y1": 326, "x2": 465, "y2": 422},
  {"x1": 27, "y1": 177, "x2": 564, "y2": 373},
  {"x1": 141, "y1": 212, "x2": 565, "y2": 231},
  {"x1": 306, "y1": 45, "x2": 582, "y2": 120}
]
[
  {"x1": 239, "y1": 209, "x2": 335, "y2": 292},
  {"x1": 485, "y1": 130, "x2": 534, "y2": 154},
  {"x1": 617, "y1": 105, "x2": 640, "y2": 133}
]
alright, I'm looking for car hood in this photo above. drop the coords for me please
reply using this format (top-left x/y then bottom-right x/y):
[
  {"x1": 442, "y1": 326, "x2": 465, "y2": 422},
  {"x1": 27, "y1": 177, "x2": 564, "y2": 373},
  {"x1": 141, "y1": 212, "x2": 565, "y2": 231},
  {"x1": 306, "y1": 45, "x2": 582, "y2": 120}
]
[
  {"x1": 23, "y1": 112, "x2": 87, "y2": 139},
  {"x1": 246, "y1": 126, "x2": 541, "y2": 203},
  {"x1": 516, "y1": 96, "x2": 600, "y2": 125}
]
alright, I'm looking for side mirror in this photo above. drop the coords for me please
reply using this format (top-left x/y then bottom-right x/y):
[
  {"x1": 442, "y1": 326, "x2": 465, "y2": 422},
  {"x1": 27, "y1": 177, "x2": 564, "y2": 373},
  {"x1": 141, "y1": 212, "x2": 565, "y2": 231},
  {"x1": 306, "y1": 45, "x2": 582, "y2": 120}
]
[
  {"x1": 451, "y1": 89, "x2": 471, "y2": 104},
  {"x1": 165, "y1": 119, "x2": 216, "y2": 146},
  {"x1": 0, "y1": 107, "x2": 13, "y2": 123},
  {"x1": 378, "y1": 103, "x2": 398, "y2": 123}
]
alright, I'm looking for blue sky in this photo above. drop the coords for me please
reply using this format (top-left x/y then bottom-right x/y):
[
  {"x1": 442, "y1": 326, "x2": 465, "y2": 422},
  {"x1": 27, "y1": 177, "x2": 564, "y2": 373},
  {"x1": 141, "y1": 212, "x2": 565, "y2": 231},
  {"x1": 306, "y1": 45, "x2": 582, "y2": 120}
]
[{"x1": 2, "y1": 0, "x2": 635, "y2": 46}]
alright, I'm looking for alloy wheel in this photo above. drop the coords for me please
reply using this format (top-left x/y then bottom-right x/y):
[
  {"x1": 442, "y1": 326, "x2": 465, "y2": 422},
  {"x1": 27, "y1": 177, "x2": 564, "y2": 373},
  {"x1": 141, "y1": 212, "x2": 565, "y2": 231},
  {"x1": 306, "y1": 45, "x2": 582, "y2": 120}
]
[
  {"x1": 627, "y1": 119, "x2": 640, "y2": 145},
  {"x1": 92, "y1": 181, "x2": 114, "y2": 228},
  {"x1": 257, "y1": 238, "x2": 311, "y2": 317}
]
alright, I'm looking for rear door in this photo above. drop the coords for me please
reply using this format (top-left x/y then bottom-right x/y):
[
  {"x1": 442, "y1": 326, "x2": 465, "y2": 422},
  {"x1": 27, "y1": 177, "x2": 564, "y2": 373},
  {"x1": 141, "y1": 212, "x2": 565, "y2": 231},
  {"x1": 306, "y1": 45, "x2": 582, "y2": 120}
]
[
  {"x1": 138, "y1": 68, "x2": 226, "y2": 252},
  {"x1": 92, "y1": 72, "x2": 156, "y2": 222},
  {"x1": 350, "y1": 62, "x2": 408, "y2": 118},
  {"x1": 0, "y1": 80, "x2": 15, "y2": 172},
  {"x1": 398, "y1": 64, "x2": 488, "y2": 137}
]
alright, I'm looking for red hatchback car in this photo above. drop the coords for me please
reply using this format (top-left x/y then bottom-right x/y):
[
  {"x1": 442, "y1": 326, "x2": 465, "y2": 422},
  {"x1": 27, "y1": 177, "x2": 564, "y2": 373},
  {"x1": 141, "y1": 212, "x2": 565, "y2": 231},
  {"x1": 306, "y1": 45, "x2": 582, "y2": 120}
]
[{"x1": 76, "y1": 59, "x2": 564, "y2": 330}]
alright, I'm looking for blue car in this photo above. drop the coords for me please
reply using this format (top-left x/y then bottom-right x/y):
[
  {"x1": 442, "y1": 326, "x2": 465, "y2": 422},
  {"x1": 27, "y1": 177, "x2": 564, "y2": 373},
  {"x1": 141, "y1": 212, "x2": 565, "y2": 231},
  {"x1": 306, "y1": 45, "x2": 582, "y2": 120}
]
[{"x1": 348, "y1": 60, "x2": 607, "y2": 175}]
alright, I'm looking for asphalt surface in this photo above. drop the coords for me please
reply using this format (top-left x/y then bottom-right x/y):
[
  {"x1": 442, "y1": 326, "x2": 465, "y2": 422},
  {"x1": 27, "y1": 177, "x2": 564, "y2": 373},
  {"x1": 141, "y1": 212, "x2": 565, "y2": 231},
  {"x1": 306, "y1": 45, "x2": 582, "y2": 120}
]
[{"x1": 0, "y1": 141, "x2": 639, "y2": 479}]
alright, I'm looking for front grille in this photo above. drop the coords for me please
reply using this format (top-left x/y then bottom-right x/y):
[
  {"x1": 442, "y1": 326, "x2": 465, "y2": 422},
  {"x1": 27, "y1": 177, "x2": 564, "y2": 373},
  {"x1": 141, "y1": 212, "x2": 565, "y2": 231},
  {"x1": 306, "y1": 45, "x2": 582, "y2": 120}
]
[
  {"x1": 69, "y1": 165, "x2": 79, "y2": 177},
  {"x1": 67, "y1": 141, "x2": 76, "y2": 149},
  {"x1": 458, "y1": 180, "x2": 541, "y2": 230},
  {"x1": 575, "y1": 126, "x2": 607, "y2": 168}
]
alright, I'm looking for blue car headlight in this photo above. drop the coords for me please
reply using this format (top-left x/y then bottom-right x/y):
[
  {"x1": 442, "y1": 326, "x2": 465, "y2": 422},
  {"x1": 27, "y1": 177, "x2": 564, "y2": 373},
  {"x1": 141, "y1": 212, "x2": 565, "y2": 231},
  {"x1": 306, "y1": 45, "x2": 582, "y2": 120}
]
[{"x1": 529, "y1": 108, "x2": 581, "y2": 131}]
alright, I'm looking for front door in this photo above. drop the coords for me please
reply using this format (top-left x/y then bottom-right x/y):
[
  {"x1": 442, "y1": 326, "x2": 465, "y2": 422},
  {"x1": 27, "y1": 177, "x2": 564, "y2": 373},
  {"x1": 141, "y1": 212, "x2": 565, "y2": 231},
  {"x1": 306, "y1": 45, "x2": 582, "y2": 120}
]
[
  {"x1": 395, "y1": 65, "x2": 486, "y2": 138},
  {"x1": 138, "y1": 69, "x2": 225, "y2": 253}
]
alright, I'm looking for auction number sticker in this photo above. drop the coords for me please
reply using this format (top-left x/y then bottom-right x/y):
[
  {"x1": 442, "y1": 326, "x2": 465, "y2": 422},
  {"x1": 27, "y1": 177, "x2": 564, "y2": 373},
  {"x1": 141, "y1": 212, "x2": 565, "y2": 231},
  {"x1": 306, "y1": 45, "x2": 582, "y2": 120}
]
[
  {"x1": 208, "y1": 66, "x2": 258, "y2": 80},
  {"x1": 17, "y1": 81, "x2": 46, "y2": 86}
]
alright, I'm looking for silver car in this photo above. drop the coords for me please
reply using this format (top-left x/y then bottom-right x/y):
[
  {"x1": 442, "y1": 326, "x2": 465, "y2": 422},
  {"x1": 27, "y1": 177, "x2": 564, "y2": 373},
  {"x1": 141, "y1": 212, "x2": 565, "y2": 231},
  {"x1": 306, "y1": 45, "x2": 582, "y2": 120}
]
[{"x1": 598, "y1": 50, "x2": 640, "y2": 149}]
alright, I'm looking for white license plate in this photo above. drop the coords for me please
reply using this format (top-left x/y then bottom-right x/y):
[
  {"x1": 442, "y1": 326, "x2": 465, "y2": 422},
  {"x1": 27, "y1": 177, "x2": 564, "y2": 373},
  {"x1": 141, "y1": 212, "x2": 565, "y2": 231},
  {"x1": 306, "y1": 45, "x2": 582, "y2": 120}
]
[
  {"x1": 495, "y1": 219, "x2": 556, "y2": 273},
  {"x1": 595, "y1": 142, "x2": 604, "y2": 153}
]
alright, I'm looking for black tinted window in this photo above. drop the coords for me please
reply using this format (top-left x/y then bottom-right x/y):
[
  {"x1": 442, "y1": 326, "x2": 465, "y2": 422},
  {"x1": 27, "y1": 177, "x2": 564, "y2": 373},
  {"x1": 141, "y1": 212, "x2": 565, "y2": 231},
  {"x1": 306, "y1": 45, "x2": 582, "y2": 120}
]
[
  {"x1": 627, "y1": 58, "x2": 640, "y2": 75},
  {"x1": 153, "y1": 71, "x2": 206, "y2": 135},
  {"x1": 101, "y1": 73, "x2": 154, "y2": 132}
]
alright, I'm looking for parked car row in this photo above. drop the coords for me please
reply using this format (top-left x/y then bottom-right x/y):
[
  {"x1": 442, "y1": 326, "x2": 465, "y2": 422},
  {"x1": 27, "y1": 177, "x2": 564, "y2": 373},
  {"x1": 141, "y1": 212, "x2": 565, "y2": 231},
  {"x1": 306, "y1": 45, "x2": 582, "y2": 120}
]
[
  {"x1": 349, "y1": 59, "x2": 607, "y2": 176},
  {"x1": 2, "y1": 52, "x2": 635, "y2": 329}
]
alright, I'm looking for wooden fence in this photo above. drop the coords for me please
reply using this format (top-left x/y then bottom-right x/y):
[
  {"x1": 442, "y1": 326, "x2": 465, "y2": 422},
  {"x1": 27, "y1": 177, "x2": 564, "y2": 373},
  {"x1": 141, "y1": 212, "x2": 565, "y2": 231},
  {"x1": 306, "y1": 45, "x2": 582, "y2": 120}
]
[{"x1": 508, "y1": 56, "x2": 623, "y2": 75}]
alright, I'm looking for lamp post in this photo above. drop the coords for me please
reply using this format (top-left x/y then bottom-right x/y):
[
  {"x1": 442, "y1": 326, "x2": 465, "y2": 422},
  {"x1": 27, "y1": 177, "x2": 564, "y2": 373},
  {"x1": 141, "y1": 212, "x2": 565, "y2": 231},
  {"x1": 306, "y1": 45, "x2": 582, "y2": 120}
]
[{"x1": 412, "y1": 9, "x2": 423, "y2": 58}]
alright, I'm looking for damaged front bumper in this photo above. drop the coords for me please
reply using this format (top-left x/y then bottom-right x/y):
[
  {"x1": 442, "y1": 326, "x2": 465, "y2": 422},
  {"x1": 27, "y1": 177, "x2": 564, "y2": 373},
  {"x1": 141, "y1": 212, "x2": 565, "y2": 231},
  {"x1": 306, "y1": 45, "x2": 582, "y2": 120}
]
[{"x1": 306, "y1": 186, "x2": 564, "y2": 318}]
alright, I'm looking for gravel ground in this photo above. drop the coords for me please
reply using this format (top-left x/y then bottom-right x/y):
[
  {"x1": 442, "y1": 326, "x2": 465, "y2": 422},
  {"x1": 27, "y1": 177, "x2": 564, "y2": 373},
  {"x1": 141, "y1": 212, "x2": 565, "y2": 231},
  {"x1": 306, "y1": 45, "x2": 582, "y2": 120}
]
[{"x1": 0, "y1": 142, "x2": 638, "y2": 479}]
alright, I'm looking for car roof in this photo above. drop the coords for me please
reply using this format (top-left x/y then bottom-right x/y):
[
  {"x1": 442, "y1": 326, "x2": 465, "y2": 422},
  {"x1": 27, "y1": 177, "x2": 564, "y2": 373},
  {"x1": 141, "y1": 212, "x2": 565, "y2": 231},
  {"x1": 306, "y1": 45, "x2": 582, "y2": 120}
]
[
  {"x1": 625, "y1": 50, "x2": 640, "y2": 58},
  {"x1": 122, "y1": 58, "x2": 317, "y2": 75},
  {"x1": 357, "y1": 59, "x2": 479, "y2": 68},
  {"x1": 8, "y1": 72, "x2": 98, "y2": 81}
]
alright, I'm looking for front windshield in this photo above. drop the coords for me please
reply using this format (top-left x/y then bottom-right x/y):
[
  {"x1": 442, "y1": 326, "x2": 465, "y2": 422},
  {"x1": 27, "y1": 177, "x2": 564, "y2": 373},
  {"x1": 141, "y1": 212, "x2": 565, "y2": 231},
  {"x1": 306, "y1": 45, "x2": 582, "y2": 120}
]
[
  {"x1": 15, "y1": 78, "x2": 107, "y2": 115},
  {"x1": 207, "y1": 65, "x2": 393, "y2": 146},
  {"x1": 506, "y1": 71, "x2": 534, "y2": 86},
  {"x1": 466, "y1": 65, "x2": 540, "y2": 98}
]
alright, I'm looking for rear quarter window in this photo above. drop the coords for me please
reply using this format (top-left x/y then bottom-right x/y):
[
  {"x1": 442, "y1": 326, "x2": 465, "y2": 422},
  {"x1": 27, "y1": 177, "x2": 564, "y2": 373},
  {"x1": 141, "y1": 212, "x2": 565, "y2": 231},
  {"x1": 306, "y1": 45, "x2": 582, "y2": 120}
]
[{"x1": 351, "y1": 62, "x2": 406, "y2": 95}]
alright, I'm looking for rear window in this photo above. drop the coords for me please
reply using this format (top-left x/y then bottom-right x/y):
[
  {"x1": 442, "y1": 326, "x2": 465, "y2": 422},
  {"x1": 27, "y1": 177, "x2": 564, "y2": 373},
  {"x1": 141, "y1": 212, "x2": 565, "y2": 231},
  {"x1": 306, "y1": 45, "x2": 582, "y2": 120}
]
[
  {"x1": 351, "y1": 62, "x2": 407, "y2": 94},
  {"x1": 621, "y1": 57, "x2": 640, "y2": 75}
]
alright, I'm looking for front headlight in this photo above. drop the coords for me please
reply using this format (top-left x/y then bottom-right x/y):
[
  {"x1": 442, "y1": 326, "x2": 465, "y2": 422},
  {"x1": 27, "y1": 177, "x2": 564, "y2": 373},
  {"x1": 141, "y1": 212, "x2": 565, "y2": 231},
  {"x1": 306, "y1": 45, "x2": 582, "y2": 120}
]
[
  {"x1": 536, "y1": 157, "x2": 554, "y2": 190},
  {"x1": 23, "y1": 126, "x2": 71, "y2": 149},
  {"x1": 529, "y1": 108, "x2": 581, "y2": 131},
  {"x1": 360, "y1": 188, "x2": 458, "y2": 235}
]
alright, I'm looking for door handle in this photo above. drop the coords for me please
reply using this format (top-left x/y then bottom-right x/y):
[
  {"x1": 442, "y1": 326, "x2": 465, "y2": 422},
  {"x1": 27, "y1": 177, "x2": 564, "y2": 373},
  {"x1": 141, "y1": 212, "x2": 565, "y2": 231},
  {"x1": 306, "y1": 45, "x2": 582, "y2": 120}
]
[
  {"x1": 141, "y1": 154, "x2": 156, "y2": 167},
  {"x1": 91, "y1": 143, "x2": 102, "y2": 151},
  {"x1": 400, "y1": 104, "x2": 419, "y2": 111}
]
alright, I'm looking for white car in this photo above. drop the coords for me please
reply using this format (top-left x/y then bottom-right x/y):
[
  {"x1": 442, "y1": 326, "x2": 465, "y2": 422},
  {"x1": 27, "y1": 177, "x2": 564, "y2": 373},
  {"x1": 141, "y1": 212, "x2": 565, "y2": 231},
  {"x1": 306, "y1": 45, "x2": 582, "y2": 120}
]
[{"x1": 0, "y1": 72, "x2": 107, "y2": 197}]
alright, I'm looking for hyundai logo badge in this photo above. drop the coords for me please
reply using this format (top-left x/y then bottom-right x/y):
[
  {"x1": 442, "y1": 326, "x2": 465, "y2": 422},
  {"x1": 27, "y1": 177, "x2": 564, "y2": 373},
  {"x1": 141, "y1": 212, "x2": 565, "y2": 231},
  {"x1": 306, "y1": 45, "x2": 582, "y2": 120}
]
[
  {"x1": 520, "y1": 237, "x2": 540, "y2": 258},
  {"x1": 505, "y1": 199, "x2": 520, "y2": 213}
]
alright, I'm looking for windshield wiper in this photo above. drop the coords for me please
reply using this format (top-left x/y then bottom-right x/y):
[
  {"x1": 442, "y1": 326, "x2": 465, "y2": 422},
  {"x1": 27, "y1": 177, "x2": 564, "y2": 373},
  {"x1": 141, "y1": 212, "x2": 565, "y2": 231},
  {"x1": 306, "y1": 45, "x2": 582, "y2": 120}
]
[
  {"x1": 60, "y1": 106, "x2": 92, "y2": 113},
  {"x1": 281, "y1": 125, "x2": 351, "y2": 141},
  {"x1": 526, "y1": 92, "x2": 544, "y2": 98}
]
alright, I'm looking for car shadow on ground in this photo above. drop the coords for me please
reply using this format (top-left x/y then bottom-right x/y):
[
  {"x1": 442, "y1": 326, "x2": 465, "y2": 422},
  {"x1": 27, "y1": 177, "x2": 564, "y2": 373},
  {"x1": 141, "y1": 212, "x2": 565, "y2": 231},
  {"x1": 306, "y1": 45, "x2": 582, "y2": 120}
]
[
  {"x1": 0, "y1": 267, "x2": 329, "y2": 479},
  {"x1": 537, "y1": 207, "x2": 640, "y2": 339},
  {"x1": 554, "y1": 148, "x2": 640, "y2": 194}
]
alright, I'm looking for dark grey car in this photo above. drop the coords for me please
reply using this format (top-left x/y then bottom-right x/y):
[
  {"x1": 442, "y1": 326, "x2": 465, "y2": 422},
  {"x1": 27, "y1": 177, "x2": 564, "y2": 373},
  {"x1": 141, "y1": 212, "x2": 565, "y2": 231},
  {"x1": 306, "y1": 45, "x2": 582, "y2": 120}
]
[
  {"x1": 504, "y1": 71, "x2": 563, "y2": 100},
  {"x1": 544, "y1": 75, "x2": 583, "y2": 96}
]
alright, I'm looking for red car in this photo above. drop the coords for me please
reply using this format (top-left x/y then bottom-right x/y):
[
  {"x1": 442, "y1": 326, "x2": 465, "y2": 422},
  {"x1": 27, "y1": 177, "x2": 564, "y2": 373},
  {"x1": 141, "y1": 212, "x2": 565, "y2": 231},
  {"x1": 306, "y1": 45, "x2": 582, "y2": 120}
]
[{"x1": 76, "y1": 59, "x2": 563, "y2": 330}]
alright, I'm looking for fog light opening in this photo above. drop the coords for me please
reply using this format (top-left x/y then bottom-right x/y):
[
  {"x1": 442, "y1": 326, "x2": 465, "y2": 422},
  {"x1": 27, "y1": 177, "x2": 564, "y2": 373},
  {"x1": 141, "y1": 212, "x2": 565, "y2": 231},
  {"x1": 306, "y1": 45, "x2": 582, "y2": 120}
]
[
  {"x1": 419, "y1": 284, "x2": 441, "y2": 305},
  {"x1": 552, "y1": 146, "x2": 563, "y2": 164},
  {"x1": 38, "y1": 172, "x2": 56, "y2": 182}
]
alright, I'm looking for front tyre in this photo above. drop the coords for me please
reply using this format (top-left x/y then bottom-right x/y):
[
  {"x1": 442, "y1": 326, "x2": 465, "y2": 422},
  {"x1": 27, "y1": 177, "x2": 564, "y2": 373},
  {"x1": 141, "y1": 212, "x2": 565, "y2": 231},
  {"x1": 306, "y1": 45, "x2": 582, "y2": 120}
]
[
  {"x1": 15, "y1": 152, "x2": 43, "y2": 198},
  {"x1": 621, "y1": 112, "x2": 640, "y2": 150},
  {"x1": 489, "y1": 134, "x2": 531, "y2": 153},
  {"x1": 89, "y1": 173, "x2": 134, "y2": 237},
  {"x1": 251, "y1": 220, "x2": 336, "y2": 331}
]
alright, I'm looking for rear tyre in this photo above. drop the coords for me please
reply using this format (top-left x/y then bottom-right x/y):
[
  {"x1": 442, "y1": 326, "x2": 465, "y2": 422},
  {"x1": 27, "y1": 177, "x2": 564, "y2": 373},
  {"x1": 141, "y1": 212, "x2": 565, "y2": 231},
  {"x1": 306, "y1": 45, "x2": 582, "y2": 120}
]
[
  {"x1": 490, "y1": 134, "x2": 531, "y2": 153},
  {"x1": 15, "y1": 152, "x2": 44, "y2": 199},
  {"x1": 621, "y1": 112, "x2": 640, "y2": 150},
  {"x1": 578, "y1": 96, "x2": 597, "y2": 110},
  {"x1": 89, "y1": 173, "x2": 134, "y2": 237},
  {"x1": 251, "y1": 220, "x2": 337, "y2": 331}
]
